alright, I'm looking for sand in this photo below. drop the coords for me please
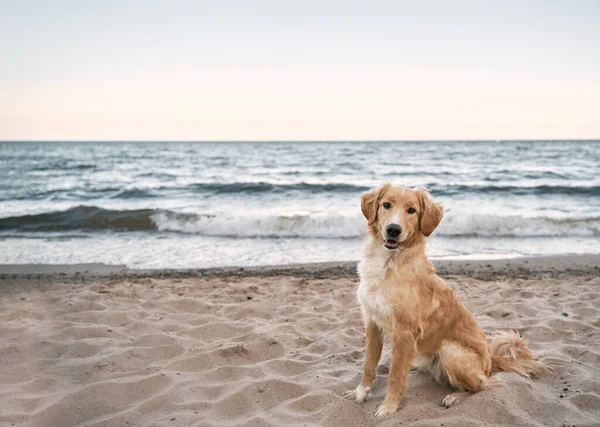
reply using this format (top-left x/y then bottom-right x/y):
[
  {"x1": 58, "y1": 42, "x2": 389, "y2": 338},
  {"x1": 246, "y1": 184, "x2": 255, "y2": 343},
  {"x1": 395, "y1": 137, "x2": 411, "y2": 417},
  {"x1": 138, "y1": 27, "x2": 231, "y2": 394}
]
[{"x1": 1, "y1": 257, "x2": 599, "y2": 427}]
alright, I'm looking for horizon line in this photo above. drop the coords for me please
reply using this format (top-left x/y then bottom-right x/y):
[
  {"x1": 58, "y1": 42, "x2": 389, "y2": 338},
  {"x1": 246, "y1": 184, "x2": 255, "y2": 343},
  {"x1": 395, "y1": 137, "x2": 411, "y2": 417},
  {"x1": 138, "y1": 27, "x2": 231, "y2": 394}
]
[{"x1": 1, "y1": 138, "x2": 600, "y2": 143}]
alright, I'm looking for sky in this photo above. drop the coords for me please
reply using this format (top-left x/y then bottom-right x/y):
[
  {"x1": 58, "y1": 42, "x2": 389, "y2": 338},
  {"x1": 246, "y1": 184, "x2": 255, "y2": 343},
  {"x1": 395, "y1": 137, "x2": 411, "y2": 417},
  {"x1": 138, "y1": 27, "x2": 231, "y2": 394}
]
[{"x1": 1, "y1": 0, "x2": 599, "y2": 140}]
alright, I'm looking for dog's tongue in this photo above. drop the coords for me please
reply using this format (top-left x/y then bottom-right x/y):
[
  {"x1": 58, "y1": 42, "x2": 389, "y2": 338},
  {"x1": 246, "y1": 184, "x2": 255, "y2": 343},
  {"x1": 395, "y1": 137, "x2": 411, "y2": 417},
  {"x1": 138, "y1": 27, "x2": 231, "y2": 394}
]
[{"x1": 386, "y1": 239, "x2": 399, "y2": 247}]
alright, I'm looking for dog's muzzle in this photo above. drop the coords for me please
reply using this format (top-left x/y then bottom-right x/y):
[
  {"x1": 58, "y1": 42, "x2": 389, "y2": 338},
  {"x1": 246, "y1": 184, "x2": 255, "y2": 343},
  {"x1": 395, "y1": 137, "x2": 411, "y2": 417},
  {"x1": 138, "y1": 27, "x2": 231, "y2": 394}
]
[{"x1": 383, "y1": 224, "x2": 402, "y2": 250}]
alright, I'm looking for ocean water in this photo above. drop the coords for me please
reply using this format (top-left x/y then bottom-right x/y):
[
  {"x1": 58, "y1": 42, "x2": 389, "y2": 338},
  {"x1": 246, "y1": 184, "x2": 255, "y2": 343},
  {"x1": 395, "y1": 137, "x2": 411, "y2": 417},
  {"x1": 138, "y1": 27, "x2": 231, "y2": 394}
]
[{"x1": 1, "y1": 141, "x2": 599, "y2": 269}]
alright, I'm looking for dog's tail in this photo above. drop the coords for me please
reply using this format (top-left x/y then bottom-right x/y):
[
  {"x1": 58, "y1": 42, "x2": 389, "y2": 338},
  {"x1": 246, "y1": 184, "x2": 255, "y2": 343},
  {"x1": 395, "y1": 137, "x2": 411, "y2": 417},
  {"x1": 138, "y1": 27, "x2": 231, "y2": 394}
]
[{"x1": 490, "y1": 330, "x2": 552, "y2": 378}]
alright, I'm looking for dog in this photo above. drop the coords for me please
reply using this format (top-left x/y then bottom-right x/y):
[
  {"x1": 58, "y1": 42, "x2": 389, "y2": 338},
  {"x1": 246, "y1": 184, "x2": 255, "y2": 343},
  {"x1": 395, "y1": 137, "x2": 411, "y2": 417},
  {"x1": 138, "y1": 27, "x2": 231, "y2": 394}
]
[{"x1": 344, "y1": 184, "x2": 550, "y2": 417}]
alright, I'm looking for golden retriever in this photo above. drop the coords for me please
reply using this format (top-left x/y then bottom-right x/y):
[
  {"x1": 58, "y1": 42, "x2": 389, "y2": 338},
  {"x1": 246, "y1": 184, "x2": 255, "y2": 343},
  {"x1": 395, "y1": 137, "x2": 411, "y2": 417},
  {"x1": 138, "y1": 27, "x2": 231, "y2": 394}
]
[{"x1": 344, "y1": 184, "x2": 550, "y2": 417}]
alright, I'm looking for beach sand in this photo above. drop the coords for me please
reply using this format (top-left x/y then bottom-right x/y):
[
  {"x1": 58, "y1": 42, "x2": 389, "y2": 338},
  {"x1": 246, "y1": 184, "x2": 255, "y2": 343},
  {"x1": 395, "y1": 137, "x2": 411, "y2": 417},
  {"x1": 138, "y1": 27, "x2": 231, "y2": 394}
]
[{"x1": 1, "y1": 256, "x2": 599, "y2": 427}]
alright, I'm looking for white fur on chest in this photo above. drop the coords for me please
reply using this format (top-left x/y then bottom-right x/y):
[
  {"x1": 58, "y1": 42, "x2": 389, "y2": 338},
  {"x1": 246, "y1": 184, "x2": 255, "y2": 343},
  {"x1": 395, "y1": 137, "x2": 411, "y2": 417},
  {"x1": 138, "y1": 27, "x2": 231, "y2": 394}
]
[{"x1": 357, "y1": 241, "x2": 395, "y2": 323}]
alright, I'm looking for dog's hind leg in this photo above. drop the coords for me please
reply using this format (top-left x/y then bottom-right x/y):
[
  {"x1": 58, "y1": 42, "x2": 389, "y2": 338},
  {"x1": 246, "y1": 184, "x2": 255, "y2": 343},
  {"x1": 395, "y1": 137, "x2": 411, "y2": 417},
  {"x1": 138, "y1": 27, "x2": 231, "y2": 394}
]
[
  {"x1": 437, "y1": 342, "x2": 491, "y2": 408},
  {"x1": 441, "y1": 391, "x2": 473, "y2": 408}
]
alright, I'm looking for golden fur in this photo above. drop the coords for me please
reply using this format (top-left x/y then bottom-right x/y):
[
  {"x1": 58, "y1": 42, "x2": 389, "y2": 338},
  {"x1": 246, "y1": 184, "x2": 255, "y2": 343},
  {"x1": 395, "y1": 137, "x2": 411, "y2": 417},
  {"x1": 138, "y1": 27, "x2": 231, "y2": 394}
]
[{"x1": 344, "y1": 184, "x2": 550, "y2": 417}]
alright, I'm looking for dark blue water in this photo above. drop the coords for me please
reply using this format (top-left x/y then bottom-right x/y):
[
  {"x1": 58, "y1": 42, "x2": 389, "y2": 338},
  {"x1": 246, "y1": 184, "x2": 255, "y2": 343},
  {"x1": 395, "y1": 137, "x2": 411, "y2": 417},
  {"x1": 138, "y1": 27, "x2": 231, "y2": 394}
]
[{"x1": 1, "y1": 141, "x2": 599, "y2": 268}]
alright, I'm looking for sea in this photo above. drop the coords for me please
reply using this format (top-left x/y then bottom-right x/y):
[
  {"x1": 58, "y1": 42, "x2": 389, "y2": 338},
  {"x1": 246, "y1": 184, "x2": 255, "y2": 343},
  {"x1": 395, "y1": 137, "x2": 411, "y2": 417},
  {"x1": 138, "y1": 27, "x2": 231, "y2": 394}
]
[{"x1": 1, "y1": 141, "x2": 599, "y2": 269}]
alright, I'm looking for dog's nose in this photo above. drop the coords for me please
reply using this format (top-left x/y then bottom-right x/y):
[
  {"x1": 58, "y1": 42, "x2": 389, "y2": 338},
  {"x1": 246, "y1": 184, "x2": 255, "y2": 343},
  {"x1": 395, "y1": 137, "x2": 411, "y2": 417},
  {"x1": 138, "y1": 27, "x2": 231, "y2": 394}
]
[{"x1": 386, "y1": 224, "x2": 402, "y2": 238}]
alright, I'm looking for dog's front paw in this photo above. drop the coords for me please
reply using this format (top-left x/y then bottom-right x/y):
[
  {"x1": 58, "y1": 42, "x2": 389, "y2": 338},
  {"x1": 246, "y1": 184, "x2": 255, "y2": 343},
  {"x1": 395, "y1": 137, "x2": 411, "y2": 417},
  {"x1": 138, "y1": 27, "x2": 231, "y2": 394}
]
[
  {"x1": 343, "y1": 384, "x2": 370, "y2": 404},
  {"x1": 374, "y1": 400, "x2": 399, "y2": 417}
]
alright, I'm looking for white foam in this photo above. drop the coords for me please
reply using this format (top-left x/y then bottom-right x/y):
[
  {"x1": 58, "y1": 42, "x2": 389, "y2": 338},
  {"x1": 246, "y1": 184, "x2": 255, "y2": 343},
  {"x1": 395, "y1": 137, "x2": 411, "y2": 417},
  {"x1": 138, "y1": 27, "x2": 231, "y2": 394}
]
[
  {"x1": 150, "y1": 211, "x2": 366, "y2": 238},
  {"x1": 440, "y1": 212, "x2": 600, "y2": 237},
  {"x1": 150, "y1": 211, "x2": 600, "y2": 239}
]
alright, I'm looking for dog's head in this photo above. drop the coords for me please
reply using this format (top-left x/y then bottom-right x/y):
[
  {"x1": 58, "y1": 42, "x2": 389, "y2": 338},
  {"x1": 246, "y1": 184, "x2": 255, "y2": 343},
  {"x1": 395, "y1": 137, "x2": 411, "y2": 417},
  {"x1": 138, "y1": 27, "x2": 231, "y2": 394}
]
[{"x1": 360, "y1": 184, "x2": 443, "y2": 250}]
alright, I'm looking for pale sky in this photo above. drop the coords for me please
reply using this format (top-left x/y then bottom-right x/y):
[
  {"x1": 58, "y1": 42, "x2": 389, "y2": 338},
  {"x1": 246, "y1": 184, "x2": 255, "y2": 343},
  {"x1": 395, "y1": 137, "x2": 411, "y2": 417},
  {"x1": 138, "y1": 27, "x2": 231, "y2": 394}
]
[{"x1": 1, "y1": 0, "x2": 599, "y2": 140}]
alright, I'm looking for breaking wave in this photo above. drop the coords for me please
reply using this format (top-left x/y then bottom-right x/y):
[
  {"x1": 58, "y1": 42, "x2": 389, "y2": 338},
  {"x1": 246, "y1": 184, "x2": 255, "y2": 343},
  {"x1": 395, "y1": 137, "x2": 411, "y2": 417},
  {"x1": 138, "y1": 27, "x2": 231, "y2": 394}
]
[{"x1": 1, "y1": 206, "x2": 599, "y2": 238}]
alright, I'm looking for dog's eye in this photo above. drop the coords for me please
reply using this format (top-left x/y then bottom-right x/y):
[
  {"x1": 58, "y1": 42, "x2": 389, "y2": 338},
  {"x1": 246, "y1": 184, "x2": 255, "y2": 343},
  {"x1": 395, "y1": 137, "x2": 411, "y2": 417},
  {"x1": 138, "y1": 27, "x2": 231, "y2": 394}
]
[
  {"x1": 407, "y1": 207, "x2": 416, "y2": 214},
  {"x1": 383, "y1": 202, "x2": 391, "y2": 209}
]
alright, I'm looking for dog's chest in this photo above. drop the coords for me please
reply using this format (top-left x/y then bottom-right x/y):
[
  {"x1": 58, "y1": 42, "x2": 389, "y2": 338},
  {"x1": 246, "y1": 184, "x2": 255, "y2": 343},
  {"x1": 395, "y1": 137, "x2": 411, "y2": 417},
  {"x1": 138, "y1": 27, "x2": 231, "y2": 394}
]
[
  {"x1": 357, "y1": 258, "x2": 397, "y2": 322},
  {"x1": 358, "y1": 279, "x2": 390, "y2": 322}
]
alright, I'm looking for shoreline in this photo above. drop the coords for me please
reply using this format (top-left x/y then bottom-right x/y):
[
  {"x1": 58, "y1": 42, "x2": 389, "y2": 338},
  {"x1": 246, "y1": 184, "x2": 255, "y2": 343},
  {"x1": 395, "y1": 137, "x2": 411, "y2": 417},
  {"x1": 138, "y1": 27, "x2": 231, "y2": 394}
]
[{"x1": 1, "y1": 254, "x2": 598, "y2": 291}]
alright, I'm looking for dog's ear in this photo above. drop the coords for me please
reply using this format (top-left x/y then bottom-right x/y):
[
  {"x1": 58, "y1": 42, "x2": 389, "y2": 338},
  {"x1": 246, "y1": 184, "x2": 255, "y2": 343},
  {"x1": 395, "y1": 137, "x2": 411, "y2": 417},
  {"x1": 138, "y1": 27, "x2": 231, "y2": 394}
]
[
  {"x1": 360, "y1": 184, "x2": 390, "y2": 228},
  {"x1": 417, "y1": 189, "x2": 443, "y2": 237}
]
